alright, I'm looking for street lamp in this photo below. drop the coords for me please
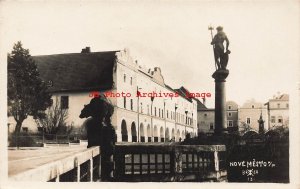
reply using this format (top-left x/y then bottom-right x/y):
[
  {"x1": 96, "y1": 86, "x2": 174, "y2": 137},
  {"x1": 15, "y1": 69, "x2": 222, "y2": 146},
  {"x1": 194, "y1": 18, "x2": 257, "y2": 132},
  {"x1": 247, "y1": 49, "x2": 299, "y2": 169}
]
[
  {"x1": 174, "y1": 103, "x2": 178, "y2": 141},
  {"x1": 150, "y1": 96, "x2": 155, "y2": 142},
  {"x1": 185, "y1": 110, "x2": 188, "y2": 137},
  {"x1": 163, "y1": 99, "x2": 168, "y2": 142},
  {"x1": 137, "y1": 86, "x2": 142, "y2": 142}
]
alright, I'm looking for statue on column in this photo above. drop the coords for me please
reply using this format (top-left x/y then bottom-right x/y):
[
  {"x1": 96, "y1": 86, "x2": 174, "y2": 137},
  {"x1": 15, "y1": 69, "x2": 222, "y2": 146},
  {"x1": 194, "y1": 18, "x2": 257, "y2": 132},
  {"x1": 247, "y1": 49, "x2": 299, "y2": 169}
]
[{"x1": 209, "y1": 26, "x2": 231, "y2": 70}]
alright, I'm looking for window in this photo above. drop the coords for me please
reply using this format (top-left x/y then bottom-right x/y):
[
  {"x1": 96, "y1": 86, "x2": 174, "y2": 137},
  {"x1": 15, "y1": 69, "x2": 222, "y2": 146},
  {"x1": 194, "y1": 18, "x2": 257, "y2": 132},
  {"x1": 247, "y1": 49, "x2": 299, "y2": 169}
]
[
  {"x1": 210, "y1": 123, "x2": 214, "y2": 130},
  {"x1": 228, "y1": 105, "x2": 232, "y2": 110},
  {"x1": 22, "y1": 127, "x2": 28, "y2": 133},
  {"x1": 155, "y1": 107, "x2": 157, "y2": 116},
  {"x1": 228, "y1": 112, "x2": 232, "y2": 117},
  {"x1": 159, "y1": 108, "x2": 161, "y2": 117},
  {"x1": 286, "y1": 103, "x2": 289, "y2": 108},
  {"x1": 278, "y1": 116, "x2": 283, "y2": 123},
  {"x1": 277, "y1": 103, "x2": 280, "y2": 108},
  {"x1": 246, "y1": 118, "x2": 251, "y2": 124},
  {"x1": 124, "y1": 97, "x2": 126, "y2": 109},
  {"x1": 204, "y1": 113, "x2": 207, "y2": 117},
  {"x1": 228, "y1": 120, "x2": 233, "y2": 127},
  {"x1": 61, "y1": 96, "x2": 69, "y2": 109},
  {"x1": 130, "y1": 77, "x2": 132, "y2": 85},
  {"x1": 271, "y1": 116, "x2": 275, "y2": 123},
  {"x1": 140, "y1": 102, "x2": 143, "y2": 113},
  {"x1": 167, "y1": 110, "x2": 169, "y2": 118},
  {"x1": 124, "y1": 74, "x2": 126, "y2": 82},
  {"x1": 251, "y1": 105, "x2": 254, "y2": 108},
  {"x1": 130, "y1": 99, "x2": 133, "y2": 110}
]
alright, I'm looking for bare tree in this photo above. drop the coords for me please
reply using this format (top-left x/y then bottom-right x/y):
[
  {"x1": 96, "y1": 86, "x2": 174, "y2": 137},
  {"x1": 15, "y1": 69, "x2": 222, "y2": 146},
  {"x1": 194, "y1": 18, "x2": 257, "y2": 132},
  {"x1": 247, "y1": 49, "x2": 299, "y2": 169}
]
[{"x1": 35, "y1": 97, "x2": 71, "y2": 135}]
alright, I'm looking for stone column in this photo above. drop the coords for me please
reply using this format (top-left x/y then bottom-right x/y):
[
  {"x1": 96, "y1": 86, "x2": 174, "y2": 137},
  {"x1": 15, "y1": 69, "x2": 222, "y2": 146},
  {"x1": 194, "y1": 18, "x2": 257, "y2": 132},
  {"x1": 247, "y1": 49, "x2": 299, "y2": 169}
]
[{"x1": 212, "y1": 69, "x2": 229, "y2": 135}]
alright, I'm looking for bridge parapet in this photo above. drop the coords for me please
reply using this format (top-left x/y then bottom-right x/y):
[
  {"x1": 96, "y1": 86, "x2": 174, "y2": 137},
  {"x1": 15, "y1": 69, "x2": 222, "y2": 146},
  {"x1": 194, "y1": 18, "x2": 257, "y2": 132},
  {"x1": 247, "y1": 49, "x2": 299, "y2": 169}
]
[
  {"x1": 9, "y1": 146, "x2": 100, "y2": 182},
  {"x1": 114, "y1": 143, "x2": 227, "y2": 182}
]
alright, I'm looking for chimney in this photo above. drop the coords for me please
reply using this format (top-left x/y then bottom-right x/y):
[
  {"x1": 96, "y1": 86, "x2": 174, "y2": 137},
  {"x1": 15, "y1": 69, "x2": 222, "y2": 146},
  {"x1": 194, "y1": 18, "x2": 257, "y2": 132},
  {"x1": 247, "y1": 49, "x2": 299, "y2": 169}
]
[
  {"x1": 81, "y1": 47, "x2": 91, "y2": 53},
  {"x1": 202, "y1": 97, "x2": 206, "y2": 106}
]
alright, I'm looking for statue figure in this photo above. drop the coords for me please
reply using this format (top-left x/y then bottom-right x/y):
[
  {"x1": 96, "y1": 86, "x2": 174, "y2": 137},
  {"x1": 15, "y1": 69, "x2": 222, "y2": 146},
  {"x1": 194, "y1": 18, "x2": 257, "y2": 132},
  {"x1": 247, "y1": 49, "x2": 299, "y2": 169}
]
[
  {"x1": 210, "y1": 26, "x2": 230, "y2": 70},
  {"x1": 79, "y1": 95, "x2": 115, "y2": 147}
]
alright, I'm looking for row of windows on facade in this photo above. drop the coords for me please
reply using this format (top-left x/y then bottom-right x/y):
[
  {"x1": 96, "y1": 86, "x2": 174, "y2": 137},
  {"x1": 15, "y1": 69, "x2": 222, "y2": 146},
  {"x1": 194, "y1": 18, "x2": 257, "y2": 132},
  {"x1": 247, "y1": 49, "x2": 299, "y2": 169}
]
[
  {"x1": 204, "y1": 112, "x2": 234, "y2": 118},
  {"x1": 198, "y1": 121, "x2": 234, "y2": 130},
  {"x1": 270, "y1": 116, "x2": 284, "y2": 124},
  {"x1": 123, "y1": 74, "x2": 133, "y2": 85},
  {"x1": 123, "y1": 97, "x2": 194, "y2": 126},
  {"x1": 227, "y1": 103, "x2": 289, "y2": 110},
  {"x1": 245, "y1": 116, "x2": 284, "y2": 125}
]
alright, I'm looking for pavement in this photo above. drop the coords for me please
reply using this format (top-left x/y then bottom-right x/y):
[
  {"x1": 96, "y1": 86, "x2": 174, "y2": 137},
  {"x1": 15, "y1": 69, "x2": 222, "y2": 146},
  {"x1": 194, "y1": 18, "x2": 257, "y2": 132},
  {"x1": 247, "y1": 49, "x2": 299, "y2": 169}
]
[{"x1": 8, "y1": 146, "x2": 89, "y2": 177}]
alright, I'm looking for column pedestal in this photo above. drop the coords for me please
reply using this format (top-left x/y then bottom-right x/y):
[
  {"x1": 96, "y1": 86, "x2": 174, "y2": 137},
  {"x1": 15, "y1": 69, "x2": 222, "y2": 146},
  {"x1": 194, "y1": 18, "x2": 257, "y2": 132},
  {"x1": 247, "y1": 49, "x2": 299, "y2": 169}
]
[{"x1": 212, "y1": 69, "x2": 229, "y2": 135}]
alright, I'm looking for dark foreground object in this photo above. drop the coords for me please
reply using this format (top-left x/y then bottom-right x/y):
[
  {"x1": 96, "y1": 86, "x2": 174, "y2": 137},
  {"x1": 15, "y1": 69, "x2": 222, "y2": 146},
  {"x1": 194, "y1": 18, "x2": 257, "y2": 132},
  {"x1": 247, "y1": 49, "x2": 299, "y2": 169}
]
[{"x1": 183, "y1": 132, "x2": 289, "y2": 183}]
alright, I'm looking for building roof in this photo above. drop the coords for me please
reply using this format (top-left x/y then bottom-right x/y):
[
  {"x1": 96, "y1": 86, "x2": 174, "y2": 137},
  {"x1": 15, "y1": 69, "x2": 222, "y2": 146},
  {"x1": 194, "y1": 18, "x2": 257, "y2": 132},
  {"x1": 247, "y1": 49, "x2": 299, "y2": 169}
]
[
  {"x1": 195, "y1": 98, "x2": 207, "y2": 110},
  {"x1": 269, "y1": 93, "x2": 289, "y2": 101},
  {"x1": 33, "y1": 51, "x2": 119, "y2": 92}
]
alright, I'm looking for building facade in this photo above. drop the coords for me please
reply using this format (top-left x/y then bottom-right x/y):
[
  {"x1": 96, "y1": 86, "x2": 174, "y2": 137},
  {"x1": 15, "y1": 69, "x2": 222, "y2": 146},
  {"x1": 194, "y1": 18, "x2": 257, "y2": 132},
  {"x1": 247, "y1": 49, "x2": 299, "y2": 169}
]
[
  {"x1": 264, "y1": 93, "x2": 289, "y2": 129},
  {"x1": 7, "y1": 48, "x2": 198, "y2": 142},
  {"x1": 238, "y1": 99, "x2": 268, "y2": 134},
  {"x1": 197, "y1": 108, "x2": 215, "y2": 134},
  {"x1": 226, "y1": 101, "x2": 239, "y2": 133}
]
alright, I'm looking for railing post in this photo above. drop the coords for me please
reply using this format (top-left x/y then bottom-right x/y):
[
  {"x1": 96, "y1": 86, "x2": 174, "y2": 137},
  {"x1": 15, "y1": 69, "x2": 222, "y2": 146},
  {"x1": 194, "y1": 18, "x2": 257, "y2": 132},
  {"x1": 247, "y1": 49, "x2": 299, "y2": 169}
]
[
  {"x1": 74, "y1": 158, "x2": 80, "y2": 182},
  {"x1": 214, "y1": 150, "x2": 219, "y2": 171},
  {"x1": 55, "y1": 168, "x2": 60, "y2": 182},
  {"x1": 214, "y1": 150, "x2": 220, "y2": 180},
  {"x1": 89, "y1": 158, "x2": 93, "y2": 182},
  {"x1": 172, "y1": 147, "x2": 183, "y2": 181}
]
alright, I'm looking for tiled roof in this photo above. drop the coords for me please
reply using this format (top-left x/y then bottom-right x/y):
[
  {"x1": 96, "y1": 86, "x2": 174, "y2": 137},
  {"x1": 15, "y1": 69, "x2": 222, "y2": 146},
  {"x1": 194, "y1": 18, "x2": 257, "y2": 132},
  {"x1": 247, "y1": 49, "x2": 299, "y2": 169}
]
[{"x1": 33, "y1": 51, "x2": 119, "y2": 92}]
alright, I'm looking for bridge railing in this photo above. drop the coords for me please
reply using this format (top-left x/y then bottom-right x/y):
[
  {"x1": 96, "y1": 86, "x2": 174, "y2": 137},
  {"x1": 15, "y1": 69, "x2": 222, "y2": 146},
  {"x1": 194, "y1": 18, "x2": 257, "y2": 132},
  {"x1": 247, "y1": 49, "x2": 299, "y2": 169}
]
[
  {"x1": 9, "y1": 146, "x2": 100, "y2": 182},
  {"x1": 114, "y1": 143, "x2": 227, "y2": 182}
]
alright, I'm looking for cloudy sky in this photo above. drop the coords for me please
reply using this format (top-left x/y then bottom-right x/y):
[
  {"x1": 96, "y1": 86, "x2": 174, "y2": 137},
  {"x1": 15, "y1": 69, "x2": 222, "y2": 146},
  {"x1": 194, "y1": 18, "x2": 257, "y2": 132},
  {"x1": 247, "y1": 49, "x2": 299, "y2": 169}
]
[{"x1": 1, "y1": 0, "x2": 299, "y2": 108}]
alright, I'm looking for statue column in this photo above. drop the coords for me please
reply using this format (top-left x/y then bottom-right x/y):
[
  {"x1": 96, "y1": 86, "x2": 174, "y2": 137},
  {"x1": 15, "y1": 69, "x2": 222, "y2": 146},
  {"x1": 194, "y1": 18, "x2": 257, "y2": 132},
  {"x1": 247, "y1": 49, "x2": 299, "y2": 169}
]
[{"x1": 212, "y1": 69, "x2": 229, "y2": 135}]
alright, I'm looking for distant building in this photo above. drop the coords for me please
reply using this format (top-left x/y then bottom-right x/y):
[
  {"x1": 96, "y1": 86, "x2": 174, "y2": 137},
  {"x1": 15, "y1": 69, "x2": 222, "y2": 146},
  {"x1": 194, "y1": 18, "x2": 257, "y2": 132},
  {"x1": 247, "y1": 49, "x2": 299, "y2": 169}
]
[
  {"x1": 197, "y1": 101, "x2": 238, "y2": 134},
  {"x1": 264, "y1": 93, "x2": 289, "y2": 129},
  {"x1": 238, "y1": 99, "x2": 268, "y2": 134},
  {"x1": 226, "y1": 101, "x2": 239, "y2": 133},
  {"x1": 196, "y1": 99, "x2": 214, "y2": 134},
  {"x1": 8, "y1": 48, "x2": 198, "y2": 142}
]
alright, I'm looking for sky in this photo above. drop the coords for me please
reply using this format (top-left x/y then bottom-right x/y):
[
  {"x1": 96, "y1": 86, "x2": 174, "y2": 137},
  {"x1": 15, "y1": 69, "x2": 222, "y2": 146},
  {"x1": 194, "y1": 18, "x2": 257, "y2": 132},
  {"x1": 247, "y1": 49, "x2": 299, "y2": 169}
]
[{"x1": 0, "y1": 0, "x2": 299, "y2": 108}]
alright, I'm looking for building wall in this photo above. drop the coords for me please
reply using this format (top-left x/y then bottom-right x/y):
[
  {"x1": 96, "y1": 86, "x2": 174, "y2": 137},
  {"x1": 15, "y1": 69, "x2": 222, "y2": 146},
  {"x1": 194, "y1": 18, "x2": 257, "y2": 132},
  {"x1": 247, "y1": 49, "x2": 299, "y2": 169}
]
[
  {"x1": 238, "y1": 99, "x2": 268, "y2": 132},
  {"x1": 114, "y1": 49, "x2": 197, "y2": 142},
  {"x1": 226, "y1": 101, "x2": 239, "y2": 132},
  {"x1": 197, "y1": 109, "x2": 215, "y2": 134},
  {"x1": 267, "y1": 98, "x2": 289, "y2": 129}
]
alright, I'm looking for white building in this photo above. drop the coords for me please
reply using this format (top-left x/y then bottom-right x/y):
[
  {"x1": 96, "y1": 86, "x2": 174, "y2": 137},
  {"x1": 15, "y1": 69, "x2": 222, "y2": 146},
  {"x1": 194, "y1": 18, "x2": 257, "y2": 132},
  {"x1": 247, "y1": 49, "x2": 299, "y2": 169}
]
[
  {"x1": 264, "y1": 93, "x2": 289, "y2": 129},
  {"x1": 8, "y1": 48, "x2": 198, "y2": 142}
]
